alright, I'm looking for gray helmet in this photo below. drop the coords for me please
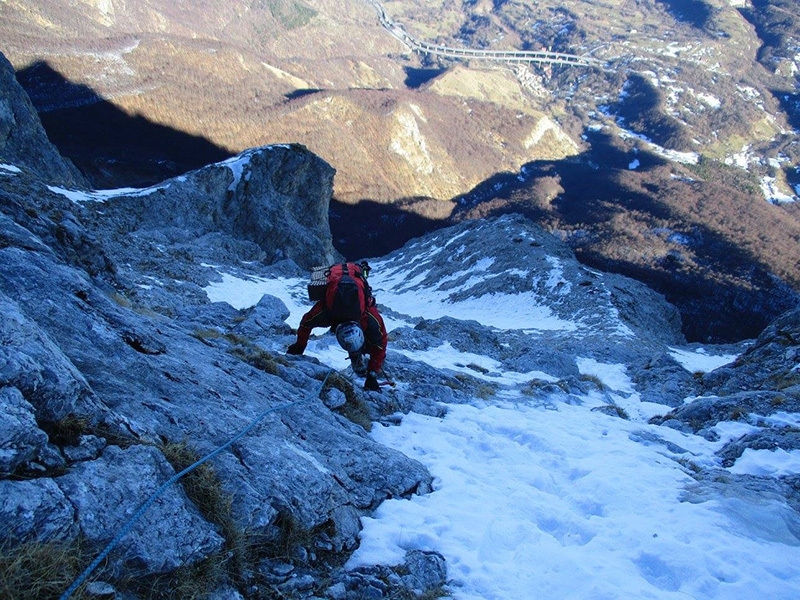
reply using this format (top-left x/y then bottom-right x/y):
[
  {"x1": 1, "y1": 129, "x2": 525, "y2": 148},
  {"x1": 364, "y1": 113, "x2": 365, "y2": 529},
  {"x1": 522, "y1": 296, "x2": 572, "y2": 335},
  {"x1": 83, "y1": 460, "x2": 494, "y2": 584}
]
[{"x1": 336, "y1": 322, "x2": 364, "y2": 353}]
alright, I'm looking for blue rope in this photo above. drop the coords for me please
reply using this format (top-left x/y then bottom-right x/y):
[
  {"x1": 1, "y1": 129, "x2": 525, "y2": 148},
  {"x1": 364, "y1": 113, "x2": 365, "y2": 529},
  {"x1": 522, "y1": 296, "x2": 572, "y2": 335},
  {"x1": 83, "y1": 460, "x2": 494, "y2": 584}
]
[{"x1": 60, "y1": 371, "x2": 331, "y2": 599}]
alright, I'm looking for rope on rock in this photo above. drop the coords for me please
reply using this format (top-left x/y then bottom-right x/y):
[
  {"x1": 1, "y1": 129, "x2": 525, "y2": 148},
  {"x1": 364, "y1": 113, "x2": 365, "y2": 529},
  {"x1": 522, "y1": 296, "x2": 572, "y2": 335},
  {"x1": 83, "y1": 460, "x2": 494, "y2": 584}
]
[{"x1": 60, "y1": 370, "x2": 332, "y2": 600}]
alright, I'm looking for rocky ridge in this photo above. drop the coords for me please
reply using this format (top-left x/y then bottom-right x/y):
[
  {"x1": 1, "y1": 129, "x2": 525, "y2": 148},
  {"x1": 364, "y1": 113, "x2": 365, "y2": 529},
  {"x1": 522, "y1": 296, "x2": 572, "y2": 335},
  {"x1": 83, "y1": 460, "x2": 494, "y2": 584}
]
[{"x1": 1, "y1": 44, "x2": 800, "y2": 598}]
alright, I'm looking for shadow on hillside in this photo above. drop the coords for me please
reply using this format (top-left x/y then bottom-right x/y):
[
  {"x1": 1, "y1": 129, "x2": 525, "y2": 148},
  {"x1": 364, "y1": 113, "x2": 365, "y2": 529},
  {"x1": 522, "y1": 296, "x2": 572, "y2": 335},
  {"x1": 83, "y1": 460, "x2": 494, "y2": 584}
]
[
  {"x1": 15, "y1": 61, "x2": 233, "y2": 189},
  {"x1": 338, "y1": 129, "x2": 797, "y2": 343},
  {"x1": 452, "y1": 129, "x2": 672, "y2": 213},
  {"x1": 330, "y1": 197, "x2": 447, "y2": 261},
  {"x1": 404, "y1": 67, "x2": 447, "y2": 89},
  {"x1": 285, "y1": 88, "x2": 323, "y2": 100},
  {"x1": 773, "y1": 89, "x2": 800, "y2": 131},
  {"x1": 658, "y1": 0, "x2": 715, "y2": 30}
]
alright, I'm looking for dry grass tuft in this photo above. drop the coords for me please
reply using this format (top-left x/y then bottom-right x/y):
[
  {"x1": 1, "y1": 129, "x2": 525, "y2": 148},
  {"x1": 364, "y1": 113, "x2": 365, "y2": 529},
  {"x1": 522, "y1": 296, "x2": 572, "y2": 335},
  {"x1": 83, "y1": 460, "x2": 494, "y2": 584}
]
[
  {"x1": 326, "y1": 372, "x2": 373, "y2": 431},
  {"x1": 0, "y1": 538, "x2": 90, "y2": 600},
  {"x1": 158, "y1": 440, "x2": 246, "y2": 590}
]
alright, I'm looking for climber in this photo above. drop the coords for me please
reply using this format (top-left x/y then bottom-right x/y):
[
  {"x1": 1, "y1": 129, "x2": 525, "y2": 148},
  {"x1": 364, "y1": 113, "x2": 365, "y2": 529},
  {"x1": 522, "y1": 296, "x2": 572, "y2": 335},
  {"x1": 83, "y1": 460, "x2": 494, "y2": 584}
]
[{"x1": 287, "y1": 261, "x2": 388, "y2": 392}]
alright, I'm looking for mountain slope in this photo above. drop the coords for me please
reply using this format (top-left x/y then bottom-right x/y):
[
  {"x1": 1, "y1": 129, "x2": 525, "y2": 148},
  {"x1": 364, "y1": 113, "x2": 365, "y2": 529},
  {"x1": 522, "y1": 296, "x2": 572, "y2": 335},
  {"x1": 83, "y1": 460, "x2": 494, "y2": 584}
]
[
  {"x1": 2, "y1": 60, "x2": 800, "y2": 597},
  {"x1": 206, "y1": 214, "x2": 800, "y2": 600},
  {"x1": 1, "y1": 1, "x2": 799, "y2": 337}
]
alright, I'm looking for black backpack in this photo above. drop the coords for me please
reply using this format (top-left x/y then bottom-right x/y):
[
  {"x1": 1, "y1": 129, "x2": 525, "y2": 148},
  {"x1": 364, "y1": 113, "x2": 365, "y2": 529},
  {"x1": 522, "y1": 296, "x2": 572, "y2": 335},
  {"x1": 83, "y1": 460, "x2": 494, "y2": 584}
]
[{"x1": 308, "y1": 262, "x2": 372, "y2": 322}]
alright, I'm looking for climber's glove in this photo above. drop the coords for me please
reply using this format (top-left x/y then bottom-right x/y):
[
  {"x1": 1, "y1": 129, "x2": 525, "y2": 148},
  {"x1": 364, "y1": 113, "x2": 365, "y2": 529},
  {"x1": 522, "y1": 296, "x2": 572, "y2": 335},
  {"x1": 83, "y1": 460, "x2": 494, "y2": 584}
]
[{"x1": 364, "y1": 371, "x2": 381, "y2": 392}]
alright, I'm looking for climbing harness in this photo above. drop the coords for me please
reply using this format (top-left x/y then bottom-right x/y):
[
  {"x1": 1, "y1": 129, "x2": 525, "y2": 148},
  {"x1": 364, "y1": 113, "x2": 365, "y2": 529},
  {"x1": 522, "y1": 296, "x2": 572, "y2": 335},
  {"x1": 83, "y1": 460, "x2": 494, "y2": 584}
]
[{"x1": 60, "y1": 370, "x2": 332, "y2": 600}]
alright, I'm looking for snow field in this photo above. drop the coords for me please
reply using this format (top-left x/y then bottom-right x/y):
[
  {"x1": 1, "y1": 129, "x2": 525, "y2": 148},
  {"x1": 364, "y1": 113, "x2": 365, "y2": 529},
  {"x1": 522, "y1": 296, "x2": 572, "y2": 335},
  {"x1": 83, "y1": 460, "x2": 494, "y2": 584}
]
[
  {"x1": 347, "y1": 400, "x2": 800, "y2": 599},
  {"x1": 203, "y1": 267, "x2": 800, "y2": 599}
]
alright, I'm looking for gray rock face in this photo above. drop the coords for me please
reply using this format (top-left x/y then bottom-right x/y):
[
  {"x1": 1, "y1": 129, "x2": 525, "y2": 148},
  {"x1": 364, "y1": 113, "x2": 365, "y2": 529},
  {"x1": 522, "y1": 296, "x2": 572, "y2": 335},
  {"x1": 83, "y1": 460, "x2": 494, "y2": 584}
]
[
  {"x1": 0, "y1": 52, "x2": 87, "y2": 187},
  {"x1": 0, "y1": 69, "x2": 438, "y2": 596},
  {"x1": 649, "y1": 305, "x2": 800, "y2": 518},
  {"x1": 0, "y1": 386, "x2": 49, "y2": 476},
  {"x1": 81, "y1": 144, "x2": 340, "y2": 272},
  {"x1": 0, "y1": 478, "x2": 77, "y2": 543},
  {"x1": 0, "y1": 290, "x2": 105, "y2": 424},
  {"x1": 56, "y1": 444, "x2": 225, "y2": 576},
  {"x1": 701, "y1": 307, "x2": 800, "y2": 396},
  {"x1": 656, "y1": 307, "x2": 800, "y2": 431},
  {"x1": 0, "y1": 169, "x2": 114, "y2": 276},
  {"x1": 631, "y1": 352, "x2": 701, "y2": 408}
]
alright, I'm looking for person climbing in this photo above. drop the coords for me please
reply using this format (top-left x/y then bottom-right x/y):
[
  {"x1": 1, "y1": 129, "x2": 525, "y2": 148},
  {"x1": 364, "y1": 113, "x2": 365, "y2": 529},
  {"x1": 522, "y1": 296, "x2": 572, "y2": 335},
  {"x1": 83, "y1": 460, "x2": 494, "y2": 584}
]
[{"x1": 287, "y1": 261, "x2": 388, "y2": 392}]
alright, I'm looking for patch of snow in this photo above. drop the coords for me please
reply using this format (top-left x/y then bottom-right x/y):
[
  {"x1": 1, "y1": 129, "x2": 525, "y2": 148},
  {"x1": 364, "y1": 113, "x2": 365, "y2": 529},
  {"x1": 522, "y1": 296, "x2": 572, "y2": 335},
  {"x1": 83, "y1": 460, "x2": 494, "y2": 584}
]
[
  {"x1": 369, "y1": 250, "x2": 582, "y2": 332},
  {"x1": 203, "y1": 271, "x2": 308, "y2": 328},
  {"x1": 668, "y1": 347, "x2": 738, "y2": 372},
  {"x1": 48, "y1": 182, "x2": 171, "y2": 203},
  {"x1": 372, "y1": 263, "x2": 577, "y2": 331},
  {"x1": 617, "y1": 129, "x2": 698, "y2": 165},
  {"x1": 712, "y1": 420, "x2": 761, "y2": 444},
  {"x1": 506, "y1": 268, "x2": 529, "y2": 278},
  {"x1": 394, "y1": 342, "x2": 556, "y2": 385},
  {"x1": 728, "y1": 448, "x2": 800, "y2": 477},
  {"x1": 759, "y1": 412, "x2": 800, "y2": 429},
  {"x1": 760, "y1": 176, "x2": 797, "y2": 204},
  {"x1": 443, "y1": 230, "x2": 470, "y2": 249},
  {"x1": 577, "y1": 357, "x2": 635, "y2": 394},
  {"x1": 347, "y1": 399, "x2": 800, "y2": 598},
  {"x1": 737, "y1": 85, "x2": 762, "y2": 101},
  {"x1": 545, "y1": 256, "x2": 570, "y2": 294},
  {"x1": 660, "y1": 42, "x2": 693, "y2": 58},
  {"x1": 220, "y1": 152, "x2": 254, "y2": 192},
  {"x1": 724, "y1": 144, "x2": 754, "y2": 169},
  {"x1": 696, "y1": 92, "x2": 721, "y2": 109}
]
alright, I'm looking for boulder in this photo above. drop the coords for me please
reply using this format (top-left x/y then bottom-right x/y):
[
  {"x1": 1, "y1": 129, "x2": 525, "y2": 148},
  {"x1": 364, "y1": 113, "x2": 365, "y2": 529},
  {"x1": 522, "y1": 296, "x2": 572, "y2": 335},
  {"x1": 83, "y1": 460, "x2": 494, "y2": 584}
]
[
  {"x1": 56, "y1": 444, "x2": 225, "y2": 576},
  {"x1": 0, "y1": 387, "x2": 49, "y2": 476},
  {"x1": 0, "y1": 478, "x2": 77, "y2": 544}
]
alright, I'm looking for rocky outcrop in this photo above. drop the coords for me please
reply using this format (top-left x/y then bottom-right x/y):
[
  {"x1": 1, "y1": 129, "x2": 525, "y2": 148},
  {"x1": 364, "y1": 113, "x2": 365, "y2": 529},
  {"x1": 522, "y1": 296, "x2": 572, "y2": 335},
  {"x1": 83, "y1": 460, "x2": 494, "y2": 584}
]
[
  {"x1": 701, "y1": 307, "x2": 800, "y2": 397},
  {"x1": 0, "y1": 52, "x2": 87, "y2": 188},
  {"x1": 0, "y1": 60, "x2": 433, "y2": 598},
  {"x1": 654, "y1": 307, "x2": 800, "y2": 432},
  {"x1": 650, "y1": 306, "x2": 800, "y2": 512},
  {"x1": 0, "y1": 165, "x2": 431, "y2": 596},
  {"x1": 80, "y1": 144, "x2": 340, "y2": 271}
]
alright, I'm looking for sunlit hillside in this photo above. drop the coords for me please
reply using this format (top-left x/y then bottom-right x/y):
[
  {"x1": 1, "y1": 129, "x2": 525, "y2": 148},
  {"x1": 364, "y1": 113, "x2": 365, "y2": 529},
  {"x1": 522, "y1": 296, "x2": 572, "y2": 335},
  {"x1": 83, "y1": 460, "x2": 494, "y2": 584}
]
[{"x1": 1, "y1": 0, "x2": 799, "y2": 342}]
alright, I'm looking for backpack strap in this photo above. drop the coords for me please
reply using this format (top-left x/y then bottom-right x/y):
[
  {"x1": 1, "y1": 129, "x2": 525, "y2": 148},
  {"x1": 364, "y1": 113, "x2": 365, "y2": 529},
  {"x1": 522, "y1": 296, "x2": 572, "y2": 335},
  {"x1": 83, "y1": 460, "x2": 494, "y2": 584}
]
[{"x1": 353, "y1": 262, "x2": 373, "y2": 302}]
